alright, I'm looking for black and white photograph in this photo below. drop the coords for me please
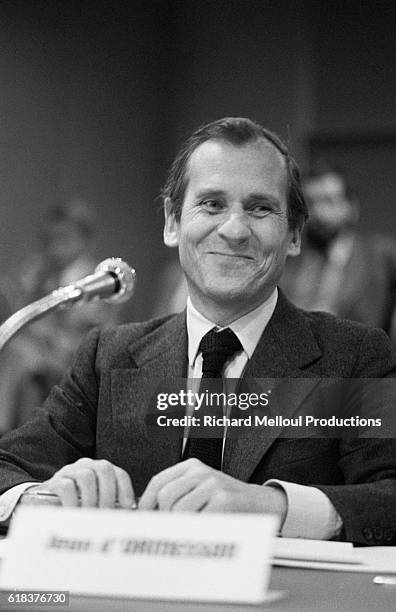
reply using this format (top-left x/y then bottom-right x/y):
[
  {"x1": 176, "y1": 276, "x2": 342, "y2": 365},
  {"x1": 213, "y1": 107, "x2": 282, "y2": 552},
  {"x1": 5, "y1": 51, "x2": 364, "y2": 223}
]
[{"x1": 0, "y1": 1, "x2": 395, "y2": 610}]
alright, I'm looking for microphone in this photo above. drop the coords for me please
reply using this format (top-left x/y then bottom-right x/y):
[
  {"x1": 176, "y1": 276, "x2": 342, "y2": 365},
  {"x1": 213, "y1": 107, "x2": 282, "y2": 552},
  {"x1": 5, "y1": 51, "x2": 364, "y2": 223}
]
[
  {"x1": 72, "y1": 258, "x2": 136, "y2": 304},
  {"x1": 0, "y1": 258, "x2": 136, "y2": 353}
]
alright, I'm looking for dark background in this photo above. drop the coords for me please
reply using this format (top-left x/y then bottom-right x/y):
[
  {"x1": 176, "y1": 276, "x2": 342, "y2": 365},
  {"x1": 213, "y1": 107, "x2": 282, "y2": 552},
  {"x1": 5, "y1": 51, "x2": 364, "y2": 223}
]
[{"x1": 0, "y1": 0, "x2": 395, "y2": 320}]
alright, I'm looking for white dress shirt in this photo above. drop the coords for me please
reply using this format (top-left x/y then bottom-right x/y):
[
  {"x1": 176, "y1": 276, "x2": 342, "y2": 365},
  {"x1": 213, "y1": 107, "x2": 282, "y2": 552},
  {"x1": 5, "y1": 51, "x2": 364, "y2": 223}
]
[{"x1": 0, "y1": 288, "x2": 342, "y2": 539}]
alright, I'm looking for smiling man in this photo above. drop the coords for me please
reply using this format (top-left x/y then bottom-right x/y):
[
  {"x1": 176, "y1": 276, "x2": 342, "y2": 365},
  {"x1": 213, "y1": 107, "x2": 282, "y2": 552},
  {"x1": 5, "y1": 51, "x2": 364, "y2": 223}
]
[
  {"x1": 0, "y1": 118, "x2": 395, "y2": 546},
  {"x1": 163, "y1": 136, "x2": 301, "y2": 323}
]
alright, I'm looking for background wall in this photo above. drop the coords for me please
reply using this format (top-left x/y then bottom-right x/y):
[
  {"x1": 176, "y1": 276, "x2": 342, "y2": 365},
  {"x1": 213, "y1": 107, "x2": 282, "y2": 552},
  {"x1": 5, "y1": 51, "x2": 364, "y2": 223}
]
[{"x1": 0, "y1": 0, "x2": 395, "y2": 320}]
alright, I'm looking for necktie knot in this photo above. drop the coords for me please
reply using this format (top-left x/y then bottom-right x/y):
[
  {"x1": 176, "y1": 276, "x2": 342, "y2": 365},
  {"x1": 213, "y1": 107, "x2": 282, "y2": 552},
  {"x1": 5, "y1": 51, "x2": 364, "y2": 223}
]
[{"x1": 199, "y1": 328, "x2": 242, "y2": 378}]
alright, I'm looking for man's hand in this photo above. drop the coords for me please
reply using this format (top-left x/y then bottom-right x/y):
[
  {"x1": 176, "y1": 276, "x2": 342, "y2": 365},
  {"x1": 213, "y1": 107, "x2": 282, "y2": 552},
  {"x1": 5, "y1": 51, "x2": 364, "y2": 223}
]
[
  {"x1": 139, "y1": 458, "x2": 287, "y2": 523},
  {"x1": 35, "y1": 458, "x2": 135, "y2": 509}
]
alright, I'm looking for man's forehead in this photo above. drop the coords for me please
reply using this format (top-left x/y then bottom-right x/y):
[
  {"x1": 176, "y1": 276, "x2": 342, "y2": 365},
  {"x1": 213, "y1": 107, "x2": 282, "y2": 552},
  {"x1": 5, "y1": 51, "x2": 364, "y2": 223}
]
[{"x1": 185, "y1": 138, "x2": 287, "y2": 190}]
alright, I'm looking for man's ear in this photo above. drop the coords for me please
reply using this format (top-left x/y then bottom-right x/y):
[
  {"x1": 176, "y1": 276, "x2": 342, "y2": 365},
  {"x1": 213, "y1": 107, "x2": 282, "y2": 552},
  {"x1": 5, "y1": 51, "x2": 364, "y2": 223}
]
[
  {"x1": 287, "y1": 224, "x2": 303, "y2": 258},
  {"x1": 163, "y1": 197, "x2": 179, "y2": 248}
]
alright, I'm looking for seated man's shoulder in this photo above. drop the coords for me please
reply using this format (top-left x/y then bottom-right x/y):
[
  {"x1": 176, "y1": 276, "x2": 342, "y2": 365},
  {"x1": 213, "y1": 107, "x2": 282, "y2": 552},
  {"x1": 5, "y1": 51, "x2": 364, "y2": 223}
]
[
  {"x1": 301, "y1": 307, "x2": 395, "y2": 374},
  {"x1": 94, "y1": 312, "x2": 184, "y2": 361},
  {"x1": 304, "y1": 308, "x2": 378, "y2": 341}
]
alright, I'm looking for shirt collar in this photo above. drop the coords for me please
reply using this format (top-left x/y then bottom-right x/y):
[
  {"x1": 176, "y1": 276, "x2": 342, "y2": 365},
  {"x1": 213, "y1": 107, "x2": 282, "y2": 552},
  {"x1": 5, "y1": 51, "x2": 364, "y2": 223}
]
[{"x1": 186, "y1": 288, "x2": 278, "y2": 367}]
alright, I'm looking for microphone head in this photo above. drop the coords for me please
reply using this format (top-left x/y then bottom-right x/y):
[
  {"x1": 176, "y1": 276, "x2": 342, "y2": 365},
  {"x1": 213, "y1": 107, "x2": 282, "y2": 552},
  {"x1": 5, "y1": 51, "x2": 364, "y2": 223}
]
[{"x1": 94, "y1": 258, "x2": 136, "y2": 304}]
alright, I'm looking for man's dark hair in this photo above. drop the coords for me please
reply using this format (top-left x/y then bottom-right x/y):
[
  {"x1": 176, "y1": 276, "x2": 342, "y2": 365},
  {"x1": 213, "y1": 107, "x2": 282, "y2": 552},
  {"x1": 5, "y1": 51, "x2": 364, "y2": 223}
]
[{"x1": 161, "y1": 117, "x2": 308, "y2": 230}]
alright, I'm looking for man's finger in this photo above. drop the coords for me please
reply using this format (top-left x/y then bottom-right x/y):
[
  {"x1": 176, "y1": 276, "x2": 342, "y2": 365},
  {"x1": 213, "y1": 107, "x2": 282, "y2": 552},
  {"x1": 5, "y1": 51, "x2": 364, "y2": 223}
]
[
  {"x1": 44, "y1": 477, "x2": 79, "y2": 507},
  {"x1": 114, "y1": 466, "x2": 135, "y2": 508},
  {"x1": 139, "y1": 460, "x2": 193, "y2": 509},
  {"x1": 154, "y1": 473, "x2": 204, "y2": 510},
  {"x1": 52, "y1": 463, "x2": 96, "y2": 507},
  {"x1": 95, "y1": 460, "x2": 117, "y2": 508},
  {"x1": 171, "y1": 479, "x2": 214, "y2": 512},
  {"x1": 72, "y1": 468, "x2": 98, "y2": 507}
]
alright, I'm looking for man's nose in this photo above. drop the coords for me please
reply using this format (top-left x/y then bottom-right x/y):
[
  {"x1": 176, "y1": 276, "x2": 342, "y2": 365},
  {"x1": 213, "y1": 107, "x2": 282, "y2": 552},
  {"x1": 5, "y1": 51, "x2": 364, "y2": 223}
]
[{"x1": 217, "y1": 212, "x2": 251, "y2": 242}]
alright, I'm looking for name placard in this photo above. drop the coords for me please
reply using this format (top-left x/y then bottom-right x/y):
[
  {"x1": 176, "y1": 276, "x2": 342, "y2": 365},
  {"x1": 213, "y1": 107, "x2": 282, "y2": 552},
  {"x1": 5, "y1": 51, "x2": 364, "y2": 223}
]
[{"x1": 1, "y1": 507, "x2": 278, "y2": 604}]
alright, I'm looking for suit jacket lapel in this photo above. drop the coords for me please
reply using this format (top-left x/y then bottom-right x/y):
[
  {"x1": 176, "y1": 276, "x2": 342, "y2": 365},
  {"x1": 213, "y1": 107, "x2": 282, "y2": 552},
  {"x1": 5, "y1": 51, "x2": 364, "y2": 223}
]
[
  {"x1": 111, "y1": 312, "x2": 188, "y2": 496},
  {"x1": 223, "y1": 292, "x2": 323, "y2": 481}
]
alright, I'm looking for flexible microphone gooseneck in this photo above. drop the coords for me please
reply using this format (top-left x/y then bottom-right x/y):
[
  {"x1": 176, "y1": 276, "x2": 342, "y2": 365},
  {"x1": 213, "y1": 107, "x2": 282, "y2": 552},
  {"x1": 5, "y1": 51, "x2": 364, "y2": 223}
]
[{"x1": 0, "y1": 258, "x2": 136, "y2": 353}]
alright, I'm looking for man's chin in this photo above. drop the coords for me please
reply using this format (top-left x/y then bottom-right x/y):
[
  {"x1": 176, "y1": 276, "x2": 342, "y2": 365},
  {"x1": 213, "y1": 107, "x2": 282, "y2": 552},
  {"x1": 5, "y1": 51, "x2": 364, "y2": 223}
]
[{"x1": 202, "y1": 284, "x2": 257, "y2": 307}]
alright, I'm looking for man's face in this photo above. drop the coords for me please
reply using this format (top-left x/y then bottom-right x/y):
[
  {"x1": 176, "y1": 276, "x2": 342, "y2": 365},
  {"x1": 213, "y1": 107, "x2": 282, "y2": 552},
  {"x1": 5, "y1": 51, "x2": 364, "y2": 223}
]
[
  {"x1": 164, "y1": 139, "x2": 301, "y2": 321},
  {"x1": 304, "y1": 173, "x2": 355, "y2": 241}
]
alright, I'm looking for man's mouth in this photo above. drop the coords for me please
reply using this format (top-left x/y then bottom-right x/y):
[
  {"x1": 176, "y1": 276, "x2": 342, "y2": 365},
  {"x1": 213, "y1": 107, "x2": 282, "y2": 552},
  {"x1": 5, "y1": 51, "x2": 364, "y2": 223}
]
[{"x1": 208, "y1": 251, "x2": 254, "y2": 260}]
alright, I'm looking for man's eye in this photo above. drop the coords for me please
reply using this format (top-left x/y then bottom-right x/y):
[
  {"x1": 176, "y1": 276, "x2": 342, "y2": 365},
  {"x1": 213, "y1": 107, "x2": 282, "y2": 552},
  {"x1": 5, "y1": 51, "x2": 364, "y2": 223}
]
[
  {"x1": 249, "y1": 204, "x2": 271, "y2": 217},
  {"x1": 200, "y1": 200, "x2": 223, "y2": 212}
]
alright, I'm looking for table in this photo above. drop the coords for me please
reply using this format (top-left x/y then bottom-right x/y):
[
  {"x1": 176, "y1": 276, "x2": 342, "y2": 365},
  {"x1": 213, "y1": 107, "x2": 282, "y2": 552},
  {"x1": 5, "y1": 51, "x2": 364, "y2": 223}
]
[{"x1": 0, "y1": 567, "x2": 394, "y2": 612}]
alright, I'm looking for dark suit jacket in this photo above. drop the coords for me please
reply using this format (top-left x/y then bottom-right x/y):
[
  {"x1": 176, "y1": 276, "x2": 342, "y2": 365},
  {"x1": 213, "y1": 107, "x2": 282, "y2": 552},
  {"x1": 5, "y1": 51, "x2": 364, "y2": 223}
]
[{"x1": 0, "y1": 292, "x2": 395, "y2": 545}]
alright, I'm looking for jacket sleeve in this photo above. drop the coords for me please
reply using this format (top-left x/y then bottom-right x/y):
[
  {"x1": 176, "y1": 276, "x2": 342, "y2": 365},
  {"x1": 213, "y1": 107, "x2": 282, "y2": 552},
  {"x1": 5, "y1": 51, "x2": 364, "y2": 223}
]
[
  {"x1": 0, "y1": 328, "x2": 101, "y2": 494},
  {"x1": 317, "y1": 327, "x2": 396, "y2": 545}
]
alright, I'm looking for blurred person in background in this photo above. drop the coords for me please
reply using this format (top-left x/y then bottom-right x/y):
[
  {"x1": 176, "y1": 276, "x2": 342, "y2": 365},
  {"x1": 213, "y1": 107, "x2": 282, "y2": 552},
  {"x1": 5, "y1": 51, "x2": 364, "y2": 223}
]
[
  {"x1": 281, "y1": 163, "x2": 396, "y2": 344},
  {"x1": 0, "y1": 199, "x2": 118, "y2": 432}
]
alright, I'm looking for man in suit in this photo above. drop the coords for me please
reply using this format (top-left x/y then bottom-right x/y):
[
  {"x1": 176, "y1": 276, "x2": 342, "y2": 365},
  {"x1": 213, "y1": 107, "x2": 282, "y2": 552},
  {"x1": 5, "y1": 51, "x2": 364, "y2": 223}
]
[
  {"x1": 0, "y1": 117, "x2": 395, "y2": 546},
  {"x1": 281, "y1": 164, "x2": 396, "y2": 344}
]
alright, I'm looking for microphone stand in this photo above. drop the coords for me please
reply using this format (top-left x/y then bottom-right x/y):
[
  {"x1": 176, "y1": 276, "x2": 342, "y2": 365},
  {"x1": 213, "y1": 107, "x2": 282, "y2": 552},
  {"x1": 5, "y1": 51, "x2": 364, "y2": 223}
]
[{"x1": 0, "y1": 285, "x2": 84, "y2": 353}]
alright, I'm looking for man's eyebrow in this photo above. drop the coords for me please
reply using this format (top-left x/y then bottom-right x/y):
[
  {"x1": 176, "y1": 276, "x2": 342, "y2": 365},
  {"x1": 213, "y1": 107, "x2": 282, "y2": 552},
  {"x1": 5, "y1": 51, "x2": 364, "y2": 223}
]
[{"x1": 194, "y1": 189, "x2": 227, "y2": 199}]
